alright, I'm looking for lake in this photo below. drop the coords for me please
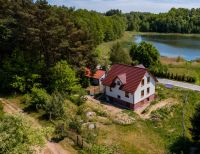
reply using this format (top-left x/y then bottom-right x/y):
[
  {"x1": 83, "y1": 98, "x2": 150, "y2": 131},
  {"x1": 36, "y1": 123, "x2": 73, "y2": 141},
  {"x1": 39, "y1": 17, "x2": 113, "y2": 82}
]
[{"x1": 134, "y1": 34, "x2": 200, "y2": 61}]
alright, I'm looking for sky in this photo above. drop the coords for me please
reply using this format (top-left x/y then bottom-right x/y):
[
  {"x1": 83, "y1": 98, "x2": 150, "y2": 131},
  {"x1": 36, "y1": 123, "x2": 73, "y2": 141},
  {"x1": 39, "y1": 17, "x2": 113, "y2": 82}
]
[{"x1": 47, "y1": 0, "x2": 200, "y2": 13}]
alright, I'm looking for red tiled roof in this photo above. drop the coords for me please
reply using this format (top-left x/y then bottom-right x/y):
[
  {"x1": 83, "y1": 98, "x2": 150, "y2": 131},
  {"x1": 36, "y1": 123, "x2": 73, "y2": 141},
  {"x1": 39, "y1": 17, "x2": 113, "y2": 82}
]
[
  {"x1": 102, "y1": 64, "x2": 155, "y2": 93},
  {"x1": 85, "y1": 68, "x2": 106, "y2": 79},
  {"x1": 117, "y1": 73, "x2": 126, "y2": 84}
]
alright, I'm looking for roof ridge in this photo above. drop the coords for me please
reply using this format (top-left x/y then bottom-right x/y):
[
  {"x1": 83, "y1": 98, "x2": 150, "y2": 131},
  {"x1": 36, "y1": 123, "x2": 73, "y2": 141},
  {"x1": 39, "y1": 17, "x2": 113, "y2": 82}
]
[{"x1": 112, "y1": 63, "x2": 147, "y2": 70}]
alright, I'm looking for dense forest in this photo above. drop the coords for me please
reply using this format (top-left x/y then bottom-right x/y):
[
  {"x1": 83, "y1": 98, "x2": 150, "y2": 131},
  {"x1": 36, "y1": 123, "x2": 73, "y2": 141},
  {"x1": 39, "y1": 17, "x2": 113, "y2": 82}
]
[
  {"x1": 0, "y1": 0, "x2": 126, "y2": 92},
  {"x1": 125, "y1": 8, "x2": 200, "y2": 33}
]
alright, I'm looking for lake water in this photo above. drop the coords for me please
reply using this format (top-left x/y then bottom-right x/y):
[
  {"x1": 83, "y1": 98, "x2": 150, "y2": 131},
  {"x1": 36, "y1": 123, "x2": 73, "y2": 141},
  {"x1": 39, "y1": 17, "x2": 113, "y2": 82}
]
[{"x1": 134, "y1": 34, "x2": 200, "y2": 61}]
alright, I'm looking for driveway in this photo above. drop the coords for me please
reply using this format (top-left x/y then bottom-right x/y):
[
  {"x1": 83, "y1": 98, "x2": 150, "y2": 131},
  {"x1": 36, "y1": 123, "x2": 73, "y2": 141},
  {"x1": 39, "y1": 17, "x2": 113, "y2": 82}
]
[{"x1": 158, "y1": 78, "x2": 200, "y2": 92}]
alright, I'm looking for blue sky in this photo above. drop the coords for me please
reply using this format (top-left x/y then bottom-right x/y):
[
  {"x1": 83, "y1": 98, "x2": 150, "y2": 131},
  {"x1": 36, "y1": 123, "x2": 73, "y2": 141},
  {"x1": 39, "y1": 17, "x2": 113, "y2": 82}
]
[{"x1": 47, "y1": 0, "x2": 200, "y2": 13}]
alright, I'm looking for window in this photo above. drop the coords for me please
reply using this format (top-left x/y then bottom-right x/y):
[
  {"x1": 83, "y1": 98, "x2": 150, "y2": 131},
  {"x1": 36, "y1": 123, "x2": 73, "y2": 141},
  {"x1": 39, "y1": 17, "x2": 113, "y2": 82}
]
[
  {"x1": 147, "y1": 77, "x2": 150, "y2": 84},
  {"x1": 110, "y1": 87, "x2": 112, "y2": 92},
  {"x1": 147, "y1": 87, "x2": 150, "y2": 94},
  {"x1": 141, "y1": 79, "x2": 144, "y2": 86},
  {"x1": 141, "y1": 90, "x2": 144, "y2": 98},
  {"x1": 117, "y1": 95, "x2": 121, "y2": 99},
  {"x1": 125, "y1": 92, "x2": 129, "y2": 98},
  {"x1": 117, "y1": 81, "x2": 120, "y2": 85}
]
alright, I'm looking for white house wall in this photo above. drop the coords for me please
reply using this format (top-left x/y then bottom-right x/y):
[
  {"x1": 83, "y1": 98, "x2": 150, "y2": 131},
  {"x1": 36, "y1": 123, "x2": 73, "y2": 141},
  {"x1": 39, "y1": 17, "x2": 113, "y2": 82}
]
[
  {"x1": 134, "y1": 72, "x2": 155, "y2": 104},
  {"x1": 105, "y1": 78, "x2": 134, "y2": 104},
  {"x1": 99, "y1": 74, "x2": 106, "y2": 92}
]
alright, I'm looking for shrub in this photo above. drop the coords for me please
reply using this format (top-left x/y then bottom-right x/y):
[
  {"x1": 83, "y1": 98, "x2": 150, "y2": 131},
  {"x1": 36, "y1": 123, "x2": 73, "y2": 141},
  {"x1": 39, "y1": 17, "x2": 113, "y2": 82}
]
[
  {"x1": 22, "y1": 93, "x2": 32, "y2": 104},
  {"x1": 44, "y1": 92, "x2": 65, "y2": 120},
  {"x1": 0, "y1": 114, "x2": 45, "y2": 154},
  {"x1": 89, "y1": 144, "x2": 119, "y2": 154},
  {"x1": 190, "y1": 103, "x2": 200, "y2": 142},
  {"x1": 69, "y1": 117, "x2": 82, "y2": 134},
  {"x1": 29, "y1": 88, "x2": 51, "y2": 111}
]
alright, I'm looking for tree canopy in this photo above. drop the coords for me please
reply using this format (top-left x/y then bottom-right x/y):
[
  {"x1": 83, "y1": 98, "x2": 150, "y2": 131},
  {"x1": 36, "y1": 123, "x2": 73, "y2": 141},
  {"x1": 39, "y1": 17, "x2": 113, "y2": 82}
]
[
  {"x1": 50, "y1": 60, "x2": 81, "y2": 94},
  {"x1": 110, "y1": 42, "x2": 132, "y2": 65},
  {"x1": 0, "y1": 0, "x2": 127, "y2": 93},
  {"x1": 126, "y1": 8, "x2": 200, "y2": 33},
  {"x1": 130, "y1": 42, "x2": 160, "y2": 68}
]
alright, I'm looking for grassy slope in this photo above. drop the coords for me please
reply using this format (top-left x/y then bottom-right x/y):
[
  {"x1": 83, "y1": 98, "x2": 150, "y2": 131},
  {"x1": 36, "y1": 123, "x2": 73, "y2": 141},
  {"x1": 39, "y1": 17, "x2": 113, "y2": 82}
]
[
  {"x1": 2, "y1": 85, "x2": 200, "y2": 154},
  {"x1": 96, "y1": 31, "x2": 135, "y2": 66},
  {"x1": 96, "y1": 85, "x2": 200, "y2": 154}
]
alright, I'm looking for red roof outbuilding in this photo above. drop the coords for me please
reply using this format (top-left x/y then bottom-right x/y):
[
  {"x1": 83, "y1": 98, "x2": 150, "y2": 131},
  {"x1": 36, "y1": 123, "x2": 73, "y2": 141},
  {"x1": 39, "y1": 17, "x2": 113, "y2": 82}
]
[
  {"x1": 85, "y1": 68, "x2": 106, "y2": 80},
  {"x1": 102, "y1": 64, "x2": 157, "y2": 93}
]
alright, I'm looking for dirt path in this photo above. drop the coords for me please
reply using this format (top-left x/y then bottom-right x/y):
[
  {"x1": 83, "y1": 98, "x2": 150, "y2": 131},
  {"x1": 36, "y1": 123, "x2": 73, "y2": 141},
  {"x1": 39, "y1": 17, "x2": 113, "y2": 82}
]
[
  {"x1": 86, "y1": 96, "x2": 135, "y2": 124},
  {"x1": 135, "y1": 98, "x2": 177, "y2": 119},
  {"x1": 0, "y1": 98, "x2": 71, "y2": 154}
]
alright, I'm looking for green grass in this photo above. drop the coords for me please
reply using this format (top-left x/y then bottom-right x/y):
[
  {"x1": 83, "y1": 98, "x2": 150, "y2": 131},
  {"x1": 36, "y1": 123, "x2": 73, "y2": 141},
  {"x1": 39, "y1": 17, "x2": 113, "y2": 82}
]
[
  {"x1": 96, "y1": 31, "x2": 135, "y2": 66},
  {"x1": 96, "y1": 85, "x2": 200, "y2": 154},
  {"x1": 2, "y1": 84, "x2": 200, "y2": 154},
  {"x1": 168, "y1": 63, "x2": 200, "y2": 85}
]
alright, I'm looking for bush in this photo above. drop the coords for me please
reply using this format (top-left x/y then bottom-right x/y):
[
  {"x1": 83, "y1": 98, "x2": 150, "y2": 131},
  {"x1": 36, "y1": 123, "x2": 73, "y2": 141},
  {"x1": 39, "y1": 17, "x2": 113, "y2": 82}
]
[
  {"x1": 0, "y1": 114, "x2": 45, "y2": 154},
  {"x1": 27, "y1": 88, "x2": 51, "y2": 111},
  {"x1": 22, "y1": 93, "x2": 32, "y2": 104},
  {"x1": 44, "y1": 92, "x2": 65, "y2": 120},
  {"x1": 190, "y1": 103, "x2": 200, "y2": 142},
  {"x1": 70, "y1": 89, "x2": 87, "y2": 106},
  {"x1": 152, "y1": 70, "x2": 196, "y2": 83},
  {"x1": 89, "y1": 144, "x2": 119, "y2": 154},
  {"x1": 69, "y1": 117, "x2": 82, "y2": 134}
]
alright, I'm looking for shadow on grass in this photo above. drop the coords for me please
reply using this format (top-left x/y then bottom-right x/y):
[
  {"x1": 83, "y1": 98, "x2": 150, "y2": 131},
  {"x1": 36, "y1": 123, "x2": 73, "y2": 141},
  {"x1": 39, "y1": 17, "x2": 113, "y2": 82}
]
[
  {"x1": 23, "y1": 105, "x2": 49, "y2": 121},
  {"x1": 23, "y1": 104, "x2": 37, "y2": 113},
  {"x1": 169, "y1": 136, "x2": 199, "y2": 154}
]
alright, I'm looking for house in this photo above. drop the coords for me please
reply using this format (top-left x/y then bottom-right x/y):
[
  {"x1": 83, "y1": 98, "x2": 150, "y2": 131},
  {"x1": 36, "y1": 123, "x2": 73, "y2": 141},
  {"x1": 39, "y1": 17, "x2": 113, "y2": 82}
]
[
  {"x1": 85, "y1": 68, "x2": 106, "y2": 93},
  {"x1": 102, "y1": 64, "x2": 157, "y2": 110}
]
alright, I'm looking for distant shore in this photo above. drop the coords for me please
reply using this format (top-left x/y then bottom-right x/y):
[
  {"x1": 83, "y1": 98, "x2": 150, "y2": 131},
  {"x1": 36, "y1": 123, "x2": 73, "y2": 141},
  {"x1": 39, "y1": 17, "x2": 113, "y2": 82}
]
[
  {"x1": 160, "y1": 56, "x2": 200, "y2": 63},
  {"x1": 131, "y1": 32, "x2": 200, "y2": 38}
]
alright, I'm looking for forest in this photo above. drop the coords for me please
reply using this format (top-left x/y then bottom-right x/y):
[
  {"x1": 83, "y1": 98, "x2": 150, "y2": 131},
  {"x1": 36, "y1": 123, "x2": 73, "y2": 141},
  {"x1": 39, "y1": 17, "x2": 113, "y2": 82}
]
[
  {"x1": 1, "y1": 1, "x2": 199, "y2": 93},
  {"x1": 0, "y1": 0, "x2": 126, "y2": 93},
  {"x1": 125, "y1": 8, "x2": 200, "y2": 33}
]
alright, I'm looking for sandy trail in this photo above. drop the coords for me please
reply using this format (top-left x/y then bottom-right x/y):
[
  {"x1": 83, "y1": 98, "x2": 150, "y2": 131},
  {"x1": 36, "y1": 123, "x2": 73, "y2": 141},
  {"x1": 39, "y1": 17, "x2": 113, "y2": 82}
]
[{"x1": 135, "y1": 98, "x2": 177, "y2": 119}]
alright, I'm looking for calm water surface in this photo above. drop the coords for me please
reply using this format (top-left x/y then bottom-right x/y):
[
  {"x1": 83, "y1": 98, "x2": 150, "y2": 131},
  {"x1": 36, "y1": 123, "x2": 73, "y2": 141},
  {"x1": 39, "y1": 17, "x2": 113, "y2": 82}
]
[{"x1": 134, "y1": 34, "x2": 200, "y2": 61}]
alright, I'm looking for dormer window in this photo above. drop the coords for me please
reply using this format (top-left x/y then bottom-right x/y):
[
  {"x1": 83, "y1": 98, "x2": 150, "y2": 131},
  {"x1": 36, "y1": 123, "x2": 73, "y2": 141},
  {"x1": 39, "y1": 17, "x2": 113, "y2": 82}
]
[
  {"x1": 141, "y1": 79, "x2": 144, "y2": 86},
  {"x1": 117, "y1": 81, "x2": 120, "y2": 85}
]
